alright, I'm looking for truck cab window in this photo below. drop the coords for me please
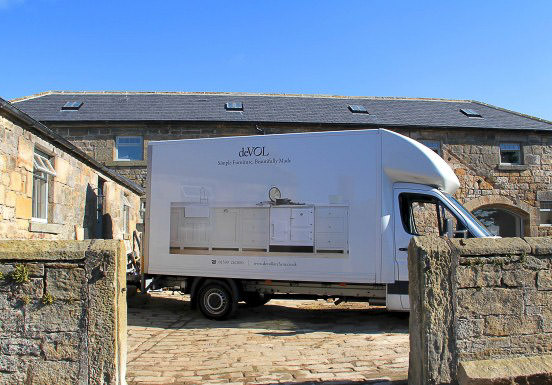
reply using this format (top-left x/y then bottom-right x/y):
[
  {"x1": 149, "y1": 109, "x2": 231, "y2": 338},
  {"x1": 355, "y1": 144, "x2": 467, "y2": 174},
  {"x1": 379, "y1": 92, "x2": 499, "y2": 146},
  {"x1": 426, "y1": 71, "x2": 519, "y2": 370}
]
[{"x1": 399, "y1": 193, "x2": 468, "y2": 237}]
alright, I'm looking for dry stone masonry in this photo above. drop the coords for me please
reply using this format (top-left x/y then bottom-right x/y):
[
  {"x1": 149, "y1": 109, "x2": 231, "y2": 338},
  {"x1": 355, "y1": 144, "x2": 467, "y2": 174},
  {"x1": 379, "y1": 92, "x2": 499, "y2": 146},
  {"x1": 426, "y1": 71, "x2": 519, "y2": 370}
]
[
  {"x1": 0, "y1": 240, "x2": 127, "y2": 385},
  {"x1": 408, "y1": 235, "x2": 552, "y2": 385}
]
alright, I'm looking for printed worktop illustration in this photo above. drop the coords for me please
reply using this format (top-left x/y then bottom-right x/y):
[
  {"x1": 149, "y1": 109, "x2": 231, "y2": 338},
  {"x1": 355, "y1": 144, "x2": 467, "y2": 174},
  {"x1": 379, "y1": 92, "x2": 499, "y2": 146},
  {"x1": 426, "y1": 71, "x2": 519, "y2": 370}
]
[{"x1": 169, "y1": 187, "x2": 349, "y2": 256}]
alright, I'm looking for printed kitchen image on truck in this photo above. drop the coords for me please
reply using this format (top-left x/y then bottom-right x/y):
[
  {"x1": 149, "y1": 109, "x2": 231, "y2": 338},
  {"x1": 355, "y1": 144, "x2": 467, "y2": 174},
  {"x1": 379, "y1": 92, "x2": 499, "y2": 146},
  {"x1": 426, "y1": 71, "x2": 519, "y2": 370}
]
[
  {"x1": 169, "y1": 185, "x2": 350, "y2": 257},
  {"x1": 144, "y1": 129, "x2": 492, "y2": 318}
]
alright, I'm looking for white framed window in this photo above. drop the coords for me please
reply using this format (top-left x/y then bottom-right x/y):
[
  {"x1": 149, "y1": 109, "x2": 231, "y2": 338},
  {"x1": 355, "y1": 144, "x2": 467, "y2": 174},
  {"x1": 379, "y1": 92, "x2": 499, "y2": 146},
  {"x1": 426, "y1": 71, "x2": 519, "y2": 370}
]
[
  {"x1": 420, "y1": 140, "x2": 441, "y2": 156},
  {"x1": 122, "y1": 194, "x2": 131, "y2": 235},
  {"x1": 32, "y1": 150, "x2": 56, "y2": 222},
  {"x1": 115, "y1": 136, "x2": 143, "y2": 161},
  {"x1": 500, "y1": 143, "x2": 521, "y2": 165},
  {"x1": 540, "y1": 201, "x2": 552, "y2": 227}
]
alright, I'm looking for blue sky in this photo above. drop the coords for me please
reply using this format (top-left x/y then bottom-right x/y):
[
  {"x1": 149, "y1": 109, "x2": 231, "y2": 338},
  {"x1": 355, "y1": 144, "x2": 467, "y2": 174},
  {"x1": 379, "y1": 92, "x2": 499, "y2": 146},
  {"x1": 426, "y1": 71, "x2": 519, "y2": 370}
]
[{"x1": 2, "y1": 0, "x2": 551, "y2": 120}]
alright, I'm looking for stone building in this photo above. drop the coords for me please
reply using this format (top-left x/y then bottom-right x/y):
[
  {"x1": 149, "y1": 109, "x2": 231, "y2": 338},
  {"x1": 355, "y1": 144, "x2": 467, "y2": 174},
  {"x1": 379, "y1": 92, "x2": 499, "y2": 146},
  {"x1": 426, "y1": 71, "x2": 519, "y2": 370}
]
[
  {"x1": 0, "y1": 97, "x2": 143, "y2": 240},
  {"x1": 11, "y1": 91, "x2": 552, "y2": 237}
]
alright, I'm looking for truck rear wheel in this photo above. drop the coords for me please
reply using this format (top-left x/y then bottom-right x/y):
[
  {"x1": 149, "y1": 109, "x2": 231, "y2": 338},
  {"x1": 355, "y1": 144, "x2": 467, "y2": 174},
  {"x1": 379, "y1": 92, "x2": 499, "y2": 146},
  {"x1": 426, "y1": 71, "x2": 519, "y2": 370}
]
[
  {"x1": 197, "y1": 280, "x2": 237, "y2": 320},
  {"x1": 244, "y1": 292, "x2": 271, "y2": 307}
]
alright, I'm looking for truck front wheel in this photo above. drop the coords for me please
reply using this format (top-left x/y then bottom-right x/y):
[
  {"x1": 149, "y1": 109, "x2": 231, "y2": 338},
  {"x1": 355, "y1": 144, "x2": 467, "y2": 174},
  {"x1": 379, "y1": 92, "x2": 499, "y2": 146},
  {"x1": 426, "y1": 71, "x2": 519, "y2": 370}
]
[{"x1": 197, "y1": 281, "x2": 238, "y2": 320}]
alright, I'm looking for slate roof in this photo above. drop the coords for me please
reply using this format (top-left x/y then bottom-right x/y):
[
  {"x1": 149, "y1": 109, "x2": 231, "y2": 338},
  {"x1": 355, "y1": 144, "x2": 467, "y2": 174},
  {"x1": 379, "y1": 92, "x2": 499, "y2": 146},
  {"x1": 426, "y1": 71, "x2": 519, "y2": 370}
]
[
  {"x1": 0, "y1": 97, "x2": 144, "y2": 195},
  {"x1": 11, "y1": 91, "x2": 552, "y2": 131}
]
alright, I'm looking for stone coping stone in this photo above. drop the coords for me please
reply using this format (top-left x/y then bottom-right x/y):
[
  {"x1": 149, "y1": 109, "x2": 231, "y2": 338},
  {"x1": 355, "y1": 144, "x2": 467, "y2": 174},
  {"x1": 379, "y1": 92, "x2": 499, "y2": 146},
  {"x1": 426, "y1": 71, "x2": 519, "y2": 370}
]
[
  {"x1": 0, "y1": 239, "x2": 121, "y2": 261},
  {"x1": 524, "y1": 237, "x2": 552, "y2": 256},
  {"x1": 458, "y1": 355, "x2": 552, "y2": 385},
  {"x1": 450, "y1": 237, "x2": 531, "y2": 256}
]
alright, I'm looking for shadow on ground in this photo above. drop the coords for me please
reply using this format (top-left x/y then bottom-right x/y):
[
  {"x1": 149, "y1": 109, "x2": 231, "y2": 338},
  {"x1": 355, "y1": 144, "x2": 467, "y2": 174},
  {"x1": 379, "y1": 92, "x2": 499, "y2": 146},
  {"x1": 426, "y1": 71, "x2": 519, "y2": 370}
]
[{"x1": 128, "y1": 292, "x2": 409, "y2": 335}]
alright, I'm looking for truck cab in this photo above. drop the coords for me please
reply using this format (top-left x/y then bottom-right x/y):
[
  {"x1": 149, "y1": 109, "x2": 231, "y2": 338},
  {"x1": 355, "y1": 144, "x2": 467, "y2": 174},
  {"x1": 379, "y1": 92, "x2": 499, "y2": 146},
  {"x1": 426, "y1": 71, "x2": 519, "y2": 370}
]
[{"x1": 387, "y1": 183, "x2": 493, "y2": 311}]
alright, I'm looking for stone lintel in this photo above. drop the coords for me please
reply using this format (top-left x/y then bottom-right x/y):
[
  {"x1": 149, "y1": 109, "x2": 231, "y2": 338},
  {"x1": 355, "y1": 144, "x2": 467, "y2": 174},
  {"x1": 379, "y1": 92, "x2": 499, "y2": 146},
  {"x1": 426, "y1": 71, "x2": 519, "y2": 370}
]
[
  {"x1": 28, "y1": 222, "x2": 63, "y2": 234},
  {"x1": 496, "y1": 164, "x2": 530, "y2": 172}
]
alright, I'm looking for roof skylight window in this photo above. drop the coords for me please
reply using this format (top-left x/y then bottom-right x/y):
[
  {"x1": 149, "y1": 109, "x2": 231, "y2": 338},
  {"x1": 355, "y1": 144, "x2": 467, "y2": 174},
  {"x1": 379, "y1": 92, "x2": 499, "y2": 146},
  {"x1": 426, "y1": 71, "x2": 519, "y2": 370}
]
[
  {"x1": 61, "y1": 101, "x2": 83, "y2": 111},
  {"x1": 348, "y1": 105, "x2": 368, "y2": 114},
  {"x1": 460, "y1": 108, "x2": 482, "y2": 118},
  {"x1": 225, "y1": 102, "x2": 243, "y2": 111}
]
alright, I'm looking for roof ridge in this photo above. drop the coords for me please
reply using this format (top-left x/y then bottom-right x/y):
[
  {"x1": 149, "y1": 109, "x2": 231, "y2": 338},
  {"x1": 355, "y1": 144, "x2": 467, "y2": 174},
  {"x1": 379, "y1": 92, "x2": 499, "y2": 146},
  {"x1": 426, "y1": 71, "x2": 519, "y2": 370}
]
[
  {"x1": 470, "y1": 100, "x2": 552, "y2": 126},
  {"x1": 10, "y1": 91, "x2": 56, "y2": 102},
  {"x1": 10, "y1": 90, "x2": 472, "y2": 103}
]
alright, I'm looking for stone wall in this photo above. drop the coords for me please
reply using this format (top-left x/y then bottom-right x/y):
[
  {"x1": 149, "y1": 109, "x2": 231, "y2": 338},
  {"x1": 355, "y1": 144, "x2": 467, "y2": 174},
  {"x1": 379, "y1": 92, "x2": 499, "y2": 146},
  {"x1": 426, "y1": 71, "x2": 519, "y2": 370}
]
[
  {"x1": 402, "y1": 127, "x2": 552, "y2": 237},
  {"x1": 0, "y1": 111, "x2": 141, "y2": 240},
  {"x1": 47, "y1": 122, "x2": 552, "y2": 236},
  {"x1": 0, "y1": 240, "x2": 127, "y2": 385},
  {"x1": 408, "y1": 235, "x2": 552, "y2": 384}
]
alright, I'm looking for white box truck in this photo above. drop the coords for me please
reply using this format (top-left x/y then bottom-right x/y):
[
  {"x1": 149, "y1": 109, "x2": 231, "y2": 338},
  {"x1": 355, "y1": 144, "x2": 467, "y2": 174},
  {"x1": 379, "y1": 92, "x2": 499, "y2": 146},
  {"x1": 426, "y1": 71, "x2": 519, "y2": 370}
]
[{"x1": 143, "y1": 129, "x2": 491, "y2": 319}]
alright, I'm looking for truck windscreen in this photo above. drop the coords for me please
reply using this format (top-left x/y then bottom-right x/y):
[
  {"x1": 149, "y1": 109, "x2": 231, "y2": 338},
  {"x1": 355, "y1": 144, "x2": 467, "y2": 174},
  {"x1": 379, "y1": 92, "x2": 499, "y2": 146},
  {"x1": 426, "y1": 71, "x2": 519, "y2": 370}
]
[{"x1": 444, "y1": 193, "x2": 493, "y2": 237}]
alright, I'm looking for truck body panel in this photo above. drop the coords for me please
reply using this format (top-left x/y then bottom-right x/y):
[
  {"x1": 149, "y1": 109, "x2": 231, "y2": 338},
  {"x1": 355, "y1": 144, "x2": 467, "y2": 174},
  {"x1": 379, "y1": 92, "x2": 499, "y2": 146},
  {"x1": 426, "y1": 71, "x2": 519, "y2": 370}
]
[{"x1": 144, "y1": 129, "x2": 463, "y2": 288}]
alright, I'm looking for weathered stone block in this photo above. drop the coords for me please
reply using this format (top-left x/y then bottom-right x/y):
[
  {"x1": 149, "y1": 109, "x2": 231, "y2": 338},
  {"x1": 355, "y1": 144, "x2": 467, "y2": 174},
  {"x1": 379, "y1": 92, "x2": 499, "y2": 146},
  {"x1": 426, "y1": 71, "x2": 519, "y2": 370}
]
[
  {"x1": 457, "y1": 265, "x2": 502, "y2": 288},
  {"x1": 484, "y1": 315, "x2": 540, "y2": 336},
  {"x1": 40, "y1": 332, "x2": 81, "y2": 361},
  {"x1": 458, "y1": 336, "x2": 511, "y2": 361},
  {"x1": 524, "y1": 289, "x2": 552, "y2": 307},
  {"x1": 0, "y1": 355, "x2": 18, "y2": 373},
  {"x1": 524, "y1": 237, "x2": 552, "y2": 256},
  {"x1": 0, "y1": 338, "x2": 41, "y2": 356},
  {"x1": 510, "y1": 334, "x2": 552, "y2": 355},
  {"x1": 54, "y1": 157, "x2": 71, "y2": 185},
  {"x1": 457, "y1": 288, "x2": 523, "y2": 317},
  {"x1": 5, "y1": 190, "x2": 16, "y2": 207},
  {"x1": 11, "y1": 277, "x2": 44, "y2": 298},
  {"x1": 0, "y1": 371, "x2": 27, "y2": 385},
  {"x1": 0, "y1": 263, "x2": 14, "y2": 276},
  {"x1": 0, "y1": 294, "x2": 10, "y2": 309},
  {"x1": 45, "y1": 268, "x2": 85, "y2": 300},
  {"x1": 16, "y1": 137, "x2": 33, "y2": 172},
  {"x1": 457, "y1": 355, "x2": 552, "y2": 385},
  {"x1": 456, "y1": 318, "x2": 484, "y2": 340},
  {"x1": 525, "y1": 154, "x2": 541, "y2": 165},
  {"x1": 8, "y1": 171, "x2": 22, "y2": 192},
  {"x1": 25, "y1": 302, "x2": 83, "y2": 332},
  {"x1": 537, "y1": 270, "x2": 552, "y2": 290},
  {"x1": 26, "y1": 361, "x2": 79, "y2": 385},
  {"x1": 0, "y1": 308, "x2": 24, "y2": 333},
  {"x1": 502, "y1": 269, "x2": 536, "y2": 287},
  {"x1": 14, "y1": 196, "x2": 32, "y2": 219}
]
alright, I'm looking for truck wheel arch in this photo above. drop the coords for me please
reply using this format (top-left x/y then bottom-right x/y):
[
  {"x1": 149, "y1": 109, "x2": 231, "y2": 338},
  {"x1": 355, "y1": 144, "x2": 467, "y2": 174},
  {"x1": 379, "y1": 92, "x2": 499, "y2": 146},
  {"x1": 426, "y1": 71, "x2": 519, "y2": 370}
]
[{"x1": 190, "y1": 277, "x2": 242, "y2": 308}]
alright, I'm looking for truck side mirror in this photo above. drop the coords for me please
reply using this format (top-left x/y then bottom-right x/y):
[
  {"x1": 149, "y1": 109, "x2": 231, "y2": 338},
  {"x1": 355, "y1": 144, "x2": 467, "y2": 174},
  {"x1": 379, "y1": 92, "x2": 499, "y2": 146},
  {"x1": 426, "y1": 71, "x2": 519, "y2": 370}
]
[{"x1": 446, "y1": 218, "x2": 454, "y2": 238}]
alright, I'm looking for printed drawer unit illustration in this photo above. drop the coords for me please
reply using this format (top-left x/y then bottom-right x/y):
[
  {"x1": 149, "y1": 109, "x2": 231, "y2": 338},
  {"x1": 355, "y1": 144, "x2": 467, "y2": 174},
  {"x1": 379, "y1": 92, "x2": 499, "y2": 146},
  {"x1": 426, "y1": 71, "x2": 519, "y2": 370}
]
[
  {"x1": 169, "y1": 202, "x2": 349, "y2": 255},
  {"x1": 269, "y1": 207, "x2": 314, "y2": 247},
  {"x1": 315, "y1": 206, "x2": 348, "y2": 252},
  {"x1": 170, "y1": 204, "x2": 271, "y2": 252}
]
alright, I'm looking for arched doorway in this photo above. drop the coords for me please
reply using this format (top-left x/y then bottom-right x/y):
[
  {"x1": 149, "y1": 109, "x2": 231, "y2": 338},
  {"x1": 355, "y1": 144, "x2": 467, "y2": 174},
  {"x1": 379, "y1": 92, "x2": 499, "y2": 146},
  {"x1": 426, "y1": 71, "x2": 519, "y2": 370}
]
[{"x1": 472, "y1": 206, "x2": 525, "y2": 237}]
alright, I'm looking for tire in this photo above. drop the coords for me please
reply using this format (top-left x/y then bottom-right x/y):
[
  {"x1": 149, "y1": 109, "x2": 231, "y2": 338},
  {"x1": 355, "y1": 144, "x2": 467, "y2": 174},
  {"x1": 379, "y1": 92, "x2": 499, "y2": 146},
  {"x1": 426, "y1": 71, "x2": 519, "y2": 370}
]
[
  {"x1": 197, "y1": 281, "x2": 238, "y2": 320},
  {"x1": 244, "y1": 292, "x2": 271, "y2": 307}
]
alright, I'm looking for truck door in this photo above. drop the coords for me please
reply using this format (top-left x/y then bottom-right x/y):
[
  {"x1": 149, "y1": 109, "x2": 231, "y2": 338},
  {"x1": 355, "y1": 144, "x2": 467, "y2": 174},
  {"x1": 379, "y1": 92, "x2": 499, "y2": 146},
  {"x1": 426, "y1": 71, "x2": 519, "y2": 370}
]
[{"x1": 391, "y1": 189, "x2": 467, "y2": 310}]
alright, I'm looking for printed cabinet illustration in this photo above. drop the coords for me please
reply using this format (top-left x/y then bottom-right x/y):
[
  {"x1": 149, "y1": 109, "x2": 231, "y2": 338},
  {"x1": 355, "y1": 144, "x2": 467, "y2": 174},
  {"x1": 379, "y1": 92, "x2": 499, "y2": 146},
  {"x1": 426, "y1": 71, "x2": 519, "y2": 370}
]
[
  {"x1": 170, "y1": 203, "x2": 348, "y2": 255},
  {"x1": 269, "y1": 207, "x2": 314, "y2": 247}
]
